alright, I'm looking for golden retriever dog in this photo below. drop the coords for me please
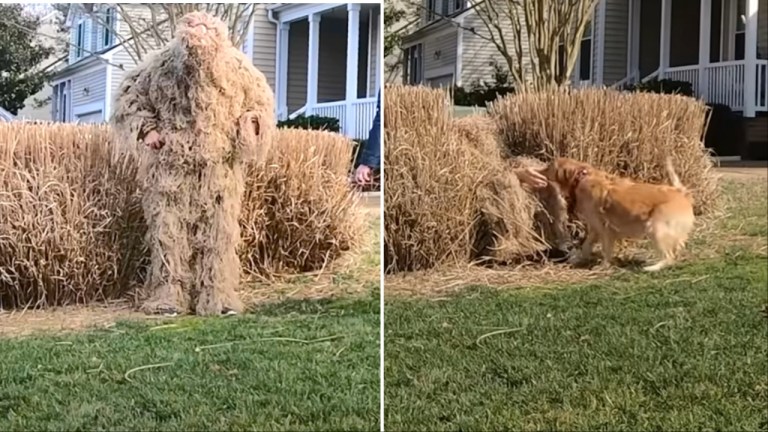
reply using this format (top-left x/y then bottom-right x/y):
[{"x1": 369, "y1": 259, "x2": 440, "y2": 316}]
[{"x1": 539, "y1": 157, "x2": 695, "y2": 271}]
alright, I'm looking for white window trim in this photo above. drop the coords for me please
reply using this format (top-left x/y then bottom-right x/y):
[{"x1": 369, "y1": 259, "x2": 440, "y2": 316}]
[
  {"x1": 52, "y1": 80, "x2": 73, "y2": 122},
  {"x1": 75, "y1": 18, "x2": 86, "y2": 60},
  {"x1": 578, "y1": 17, "x2": 595, "y2": 85},
  {"x1": 102, "y1": 7, "x2": 116, "y2": 49},
  {"x1": 722, "y1": 0, "x2": 746, "y2": 61},
  {"x1": 403, "y1": 43, "x2": 425, "y2": 85},
  {"x1": 731, "y1": 0, "x2": 746, "y2": 60},
  {"x1": 559, "y1": 18, "x2": 594, "y2": 85}
]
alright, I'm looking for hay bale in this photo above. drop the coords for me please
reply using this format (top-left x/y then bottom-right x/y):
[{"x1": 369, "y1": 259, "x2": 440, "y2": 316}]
[
  {"x1": 0, "y1": 124, "x2": 144, "y2": 308},
  {"x1": 488, "y1": 88, "x2": 718, "y2": 213},
  {"x1": 384, "y1": 85, "x2": 542, "y2": 273},
  {"x1": 0, "y1": 124, "x2": 361, "y2": 309},
  {"x1": 240, "y1": 128, "x2": 362, "y2": 277}
]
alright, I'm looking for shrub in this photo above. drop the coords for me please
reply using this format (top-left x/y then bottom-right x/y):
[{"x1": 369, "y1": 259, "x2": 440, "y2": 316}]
[
  {"x1": 241, "y1": 129, "x2": 362, "y2": 276},
  {"x1": 0, "y1": 124, "x2": 360, "y2": 308},
  {"x1": 488, "y1": 88, "x2": 718, "y2": 214},
  {"x1": 277, "y1": 114, "x2": 341, "y2": 133},
  {"x1": 384, "y1": 85, "x2": 542, "y2": 273},
  {"x1": 0, "y1": 124, "x2": 144, "y2": 308},
  {"x1": 623, "y1": 78, "x2": 695, "y2": 97},
  {"x1": 453, "y1": 65, "x2": 515, "y2": 107}
]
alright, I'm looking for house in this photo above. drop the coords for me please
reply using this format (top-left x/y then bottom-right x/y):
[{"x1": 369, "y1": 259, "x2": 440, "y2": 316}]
[
  {"x1": 16, "y1": 9, "x2": 64, "y2": 121},
  {"x1": 50, "y1": 3, "x2": 381, "y2": 140},
  {"x1": 401, "y1": 0, "x2": 768, "y2": 156}
]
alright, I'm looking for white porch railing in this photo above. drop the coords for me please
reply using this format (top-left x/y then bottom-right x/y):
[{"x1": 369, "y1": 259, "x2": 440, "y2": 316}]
[
  {"x1": 304, "y1": 96, "x2": 377, "y2": 140},
  {"x1": 659, "y1": 60, "x2": 768, "y2": 113},
  {"x1": 703, "y1": 61, "x2": 745, "y2": 110}
]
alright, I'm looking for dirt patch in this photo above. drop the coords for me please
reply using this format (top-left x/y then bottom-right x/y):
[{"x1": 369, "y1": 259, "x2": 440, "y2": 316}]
[{"x1": 0, "y1": 301, "x2": 152, "y2": 337}]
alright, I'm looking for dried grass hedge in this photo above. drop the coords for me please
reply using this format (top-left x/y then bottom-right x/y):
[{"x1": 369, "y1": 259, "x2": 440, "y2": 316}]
[
  {"x1": 384, "y1": 85, "x2": 542, "y2": 273},
  {"x1": 0, "y1": 124, "x2": 144, "y2": 308},
  {"x1": 0, "y1": 124, "x2": 359, "y2": 309},
  {"x1": 241, "y1": 129, "x2": 362, "y2": 277},
  {"x1": 489, "y1": 88, "x2": 718, "y2": 213}
]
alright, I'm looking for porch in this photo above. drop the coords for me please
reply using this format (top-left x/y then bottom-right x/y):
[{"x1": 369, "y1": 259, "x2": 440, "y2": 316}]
[
  {"x1": 627, "y1": 0, "x2": 767, "y2": 116},
  {"x1": 271, "y1": 3, "x2": 381, "y2": 139}
]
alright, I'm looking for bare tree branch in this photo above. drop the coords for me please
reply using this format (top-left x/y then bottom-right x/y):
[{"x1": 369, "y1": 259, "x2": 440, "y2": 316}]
[{"x1": 401, "y1": 0, "x2": 598, "y2": 89}]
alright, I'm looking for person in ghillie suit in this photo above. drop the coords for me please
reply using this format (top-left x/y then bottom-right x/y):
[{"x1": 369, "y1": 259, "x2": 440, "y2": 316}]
[{"x1": 111, "y1": 11, "x2": 275, "y2": 316}]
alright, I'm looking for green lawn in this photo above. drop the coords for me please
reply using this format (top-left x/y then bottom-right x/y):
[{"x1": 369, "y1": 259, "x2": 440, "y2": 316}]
[
  {"x1": 385, "y1": 178, "x2": 768, "y2": 430},
  {"x1": 0, "y1": 297, "x2": 379, "y2": 431}
]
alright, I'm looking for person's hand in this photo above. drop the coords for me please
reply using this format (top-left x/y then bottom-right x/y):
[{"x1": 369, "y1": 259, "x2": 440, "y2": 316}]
[
  {"x1": 516, "y1": 167, "x2": 548, "y2": 189},
  {"x1": 241, "y1": 111, "x2": 260, "y2": 136},
  {"x1": 143, "y1": 130, "x2": 164, "y2": 150},
  {"x1": 355, "y1": 165, "x2": 373, "y2": 185}
]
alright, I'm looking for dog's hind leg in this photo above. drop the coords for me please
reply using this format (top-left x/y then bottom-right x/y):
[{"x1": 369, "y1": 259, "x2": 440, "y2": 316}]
[{"x1": 643, "y1": 225, "x2": 680, "y2": 272}]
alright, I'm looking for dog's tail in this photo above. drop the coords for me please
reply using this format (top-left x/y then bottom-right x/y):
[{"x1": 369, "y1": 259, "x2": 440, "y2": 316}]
[{"x1": 665, "y1": 157, "x2": 691, "y2": 196}]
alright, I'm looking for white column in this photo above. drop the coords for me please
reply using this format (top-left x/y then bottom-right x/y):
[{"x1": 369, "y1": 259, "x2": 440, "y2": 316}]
[
  {"x1": 659, "y1": 0, "x2": 671, "y2": 77},
  {"x1": 744, "y1": 0, "x2": 759, "y2": 117},
  {"x1": 699, "y1": 0, "x2": 712, "y2": 100},
  {"x1": 346, "y1": 3, "x2": 361, "y2": 137},
  {"x1": 277, "y1": 22, "x2": 290, "y2": 120},
  {"x1": 307, "y1": 13, "x2": 321, "y2": 116}
]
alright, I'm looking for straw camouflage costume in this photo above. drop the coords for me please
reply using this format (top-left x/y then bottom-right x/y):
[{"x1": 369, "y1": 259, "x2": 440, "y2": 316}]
[{"x1": 111, "y1": 12, "x2": 275, "y2": 316}]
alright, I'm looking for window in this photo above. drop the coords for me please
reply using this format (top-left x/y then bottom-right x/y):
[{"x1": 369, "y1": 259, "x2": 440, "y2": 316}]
[
  {"x1": 426, "y1": 0, "x2": 436, "y2": 22},
  {"x1": 52, "y1": 81, "x2": 71, "y2": 122},
  {"x1": 75, "y1": 21, "x2": 85, "y2": 58},
  {"x1": 579, "y1": 32, "x2": 592, "y2": 81},
  {"x1": 734, "y1": 0, "x2": 745, "y2": 60},
  {"x1": 453, "y1": 0, "x2": 465, "y2": 14},
  {"x1": 556, "y1": 20, "x2": 592, "y2": 83},
  {"x1": 103, "y1": 7, "x2": 115, "y2": 48},
  {"x1": 440, "y1": 0, "x2": 449, "y2": 17},
  {"x1": 404, "y1": 44, "x2": 423, "y2": 85}
]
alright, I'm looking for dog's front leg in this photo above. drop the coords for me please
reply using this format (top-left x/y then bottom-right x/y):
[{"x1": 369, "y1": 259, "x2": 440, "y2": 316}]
[{"x1": 598, "y1": 233, "x2": 616, "y2": 269}]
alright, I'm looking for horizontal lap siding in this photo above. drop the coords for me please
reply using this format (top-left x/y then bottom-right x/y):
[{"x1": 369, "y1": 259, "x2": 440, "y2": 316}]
[
  {"x1": 461, "y1": 10, "x2": 531, "y2": 86},
  {"x1": 369, "y1": 9, "x2": 380, "y2": 96},
  {"x1": 423, "y1": 27, "x2": 458, "y2": 81},
  {"x1": 252, "y1": 5, "x2": 277, "y2": 91},
  {"x1": 603, "y1": 0, "x2": 629, "y2": 84},
  {"x1": 72, "y1": 65, "x2": 107, "y2": 117}
]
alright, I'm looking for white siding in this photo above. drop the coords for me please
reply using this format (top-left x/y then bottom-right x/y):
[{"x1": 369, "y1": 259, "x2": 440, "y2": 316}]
[
  {"x1": 368, "y1": 8, "x2": 381, "y2": 95},
  {"x1": 423, "y1": 27, "x2": 458, "y2": 81},
  {"x1": 602, "y1": 0, "x2": 629, "y2": 84},
  {"x1": 71, "y1": 66, "x2": 107, "y2": 108},
  {"x1": 252, "y1": 4, "x2": 277, "y2": 91},
  {"x1": 461, "y1": 10, "x2": 530, "y2": 86}
]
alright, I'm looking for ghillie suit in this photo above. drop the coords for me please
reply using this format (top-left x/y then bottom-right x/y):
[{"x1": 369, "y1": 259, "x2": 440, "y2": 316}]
[{"x1": 111, "y1": 12, "x2": 275, "y2": 316}]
